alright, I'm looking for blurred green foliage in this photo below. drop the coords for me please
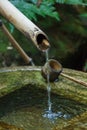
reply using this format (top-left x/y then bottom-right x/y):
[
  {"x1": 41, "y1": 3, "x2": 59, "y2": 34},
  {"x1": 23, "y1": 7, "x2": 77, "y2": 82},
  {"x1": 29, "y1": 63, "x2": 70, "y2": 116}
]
[
  {"x1": 10, "y1": 0, "x2": 60, "y2": 21},
  {"x1": 0, "y1": 0, "x2": 87, "y2": 69}
]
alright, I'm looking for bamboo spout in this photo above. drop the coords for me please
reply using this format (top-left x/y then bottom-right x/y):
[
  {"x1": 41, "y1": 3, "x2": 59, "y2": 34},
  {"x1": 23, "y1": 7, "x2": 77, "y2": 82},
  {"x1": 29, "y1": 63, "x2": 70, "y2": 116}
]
[{"x1": 0, "y1": 0, "x2": 50, "y2": 51}]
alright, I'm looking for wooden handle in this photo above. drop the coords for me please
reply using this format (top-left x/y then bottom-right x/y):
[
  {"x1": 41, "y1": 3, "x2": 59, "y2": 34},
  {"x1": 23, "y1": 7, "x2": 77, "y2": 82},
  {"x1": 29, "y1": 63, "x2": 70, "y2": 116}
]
[{"x1": 61, "y1": 72, "x2": 87, "y2": 87}]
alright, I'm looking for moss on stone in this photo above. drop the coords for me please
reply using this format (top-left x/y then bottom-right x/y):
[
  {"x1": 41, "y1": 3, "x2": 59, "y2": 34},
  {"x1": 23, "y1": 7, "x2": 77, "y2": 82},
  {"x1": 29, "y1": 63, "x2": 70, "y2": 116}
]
[
  {"x1": 54, "y1": 111, "x2": 87, "y2": 130},
  {"x1": 0, "y1": 66, "x2": 87, "y2": 105},
  {"x1": 0, "y1": 121, "x2": 24, "y2": 130}
]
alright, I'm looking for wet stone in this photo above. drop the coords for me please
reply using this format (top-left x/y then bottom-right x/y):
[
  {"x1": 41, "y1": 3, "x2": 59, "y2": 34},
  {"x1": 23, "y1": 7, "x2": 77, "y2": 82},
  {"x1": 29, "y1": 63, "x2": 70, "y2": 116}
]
[{"x1": 0, "y1": 121, "x2": 24, "y2": 130}]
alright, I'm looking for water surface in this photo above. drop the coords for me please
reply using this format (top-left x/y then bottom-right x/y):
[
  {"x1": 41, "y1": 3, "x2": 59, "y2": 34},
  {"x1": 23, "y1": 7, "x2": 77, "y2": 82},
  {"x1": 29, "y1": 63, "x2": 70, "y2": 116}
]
[{"x1": 0, "y1": 85, "x2": 87, "y2": 130}]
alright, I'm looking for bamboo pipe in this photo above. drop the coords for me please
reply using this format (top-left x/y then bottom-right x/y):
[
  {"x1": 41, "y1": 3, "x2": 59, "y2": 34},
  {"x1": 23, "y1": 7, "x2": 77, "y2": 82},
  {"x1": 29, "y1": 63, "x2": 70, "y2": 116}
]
[
  {"x1": 0, "y1": 0, "x2": 50, "y2": 51},
  {"x1": 0, "y1": 20, "x2": 33, "y2": 65}
]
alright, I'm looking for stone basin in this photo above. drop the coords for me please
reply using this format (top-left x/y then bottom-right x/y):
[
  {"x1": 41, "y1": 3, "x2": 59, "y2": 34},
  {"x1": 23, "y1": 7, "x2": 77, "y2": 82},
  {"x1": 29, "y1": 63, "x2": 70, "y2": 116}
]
[{"x1": 0, "y1": 66, "x2": 87, "y2": 130}]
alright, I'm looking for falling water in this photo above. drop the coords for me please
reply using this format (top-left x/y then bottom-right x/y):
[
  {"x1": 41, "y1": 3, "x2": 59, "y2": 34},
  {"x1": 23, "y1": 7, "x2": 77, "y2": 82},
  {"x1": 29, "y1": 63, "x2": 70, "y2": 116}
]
[
  {"x1": 46, "y1": 49, "x2": 49, "y2": 61},
  {"x1": 43, "y1": 49, "x2": 54, "y2": 120},
  {"x1": 43, "y1": 50, "x2": 63, "y2": 121},
  {"x1": 45, "y1": 50, "x2": 52, "y2": 112}
]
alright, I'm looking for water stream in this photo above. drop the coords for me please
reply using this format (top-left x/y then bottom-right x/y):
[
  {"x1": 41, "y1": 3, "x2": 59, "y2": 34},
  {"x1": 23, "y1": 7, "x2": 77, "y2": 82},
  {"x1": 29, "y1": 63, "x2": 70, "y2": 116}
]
[
  {"x1": 43, "y1": 50, "x2": 52, "y2": 119},
  {"x1": 43, "y1": 50, "x2": 62, "y2": 121},
  {"x1": 46, "y1": 49, "x2": 52, "y2": 113}
]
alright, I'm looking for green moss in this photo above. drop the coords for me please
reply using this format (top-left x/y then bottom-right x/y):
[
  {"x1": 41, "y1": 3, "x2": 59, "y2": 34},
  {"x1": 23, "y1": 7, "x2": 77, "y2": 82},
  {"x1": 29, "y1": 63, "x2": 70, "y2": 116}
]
[
  {"x1": 0, "y1": 121, "x2": 24, "y2": 130},
  {"x1": 0, "y1": 67, "x2": 87, "y2": 104}
]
